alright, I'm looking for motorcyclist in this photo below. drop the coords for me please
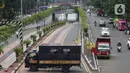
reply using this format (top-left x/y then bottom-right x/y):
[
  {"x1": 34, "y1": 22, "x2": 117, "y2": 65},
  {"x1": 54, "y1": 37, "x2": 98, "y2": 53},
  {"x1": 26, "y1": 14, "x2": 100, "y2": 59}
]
[
  {"x1": 127, "y1": 38, "x2": 130, "y2": 47},
  {"x1": 117, "y1": 41, "x2": 122, "y2": 46},
  {"x1": 94, "y1": 21, "x2": 97, "y2": 26}
]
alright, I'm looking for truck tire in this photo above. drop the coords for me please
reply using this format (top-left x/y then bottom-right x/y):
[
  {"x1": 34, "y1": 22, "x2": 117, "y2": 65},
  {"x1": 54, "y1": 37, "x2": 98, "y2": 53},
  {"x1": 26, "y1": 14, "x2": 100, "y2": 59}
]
[
  {"x1": 30, "y1": 65, "x2": 38, "y2": 71},
  {"x1": 62, "y1": 66, "x2": 70, "y2": 73},
  {"x1": 107, "y1": 56, "x2": 110, "y2": 59}
]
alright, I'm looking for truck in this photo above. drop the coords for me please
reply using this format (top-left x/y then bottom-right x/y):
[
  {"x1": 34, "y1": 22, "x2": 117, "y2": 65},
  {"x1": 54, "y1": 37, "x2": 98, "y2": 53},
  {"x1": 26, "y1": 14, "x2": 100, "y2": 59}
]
[
  {"x1": 91, "y1": 38, "x2": 112, "y2": 59},
  {"x1": 97, "y1": 9, "x2": 104, "y2": 16},
  {"x1": 114, "y1": 19, "x2": 127, "y2": 31},
  {"x1": 25, "y1": 45, "x2": 81, "y2": 72}
]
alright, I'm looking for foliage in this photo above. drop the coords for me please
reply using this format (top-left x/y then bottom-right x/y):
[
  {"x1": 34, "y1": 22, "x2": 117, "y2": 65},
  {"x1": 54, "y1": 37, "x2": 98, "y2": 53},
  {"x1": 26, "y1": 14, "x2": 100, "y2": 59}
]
[
  {"x1": 30, "y1": 35, "x2": 37, "y2": 42},
  {"x1": 42, "y1": 21, "x2": 66, "y2": 34},
  {"x1": 14, "y1": 47, "x2": 23, "y2": 57},
  {"x1": 0, "y1": 46, "x2": 3, "y2": 55},
  {"x1": 75, "y1": 7, "x2": 88, "y2": 32},
  {"x1": 37, "y1": 31, "x2": 42, "y2": 37},
  {"x1": 0, "y1": 8, "x2": 53, "y2": 45},
  {"x1": 24, "y1": 40, "x2": 31, "y2": 47},
  {"x1": 23, "y1": 8, "x2": 53, "y2": 26},
  {"x1": 89, "y1": 0, "x2": 130, "y2": 21}
]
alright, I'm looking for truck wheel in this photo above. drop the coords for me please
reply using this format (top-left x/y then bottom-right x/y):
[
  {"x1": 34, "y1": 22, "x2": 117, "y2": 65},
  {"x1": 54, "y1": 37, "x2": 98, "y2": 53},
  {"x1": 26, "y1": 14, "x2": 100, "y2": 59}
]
[
  {"x1": 62, "y1": 66, "x2": 70, "y2": 73},
  {"x1": 30, "y1": 65, "x2": 38, "y2": 71},
  {"x1": 107, "y1": 56, "x2": 110, "y2": 59}
]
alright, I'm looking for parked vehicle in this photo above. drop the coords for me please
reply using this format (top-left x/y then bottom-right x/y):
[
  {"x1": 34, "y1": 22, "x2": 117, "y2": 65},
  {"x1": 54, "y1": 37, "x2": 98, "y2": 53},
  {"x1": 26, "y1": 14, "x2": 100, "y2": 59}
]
[
  {"x1": 91, "y1": 38, "x2": 112, "y2": 59},
  {"x1": 25, "y1": 45, "x2": 81, "y2": 72}
]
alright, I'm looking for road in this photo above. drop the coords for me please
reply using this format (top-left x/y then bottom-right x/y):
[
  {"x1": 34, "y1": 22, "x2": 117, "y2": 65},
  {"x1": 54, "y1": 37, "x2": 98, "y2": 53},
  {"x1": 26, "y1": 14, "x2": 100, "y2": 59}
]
[
  {"x1": 87, "y1": 12, "x2": 130, "y2": 73},
  {"x1": 19, "y1": 22, "x2": 91, "y2": 73}
]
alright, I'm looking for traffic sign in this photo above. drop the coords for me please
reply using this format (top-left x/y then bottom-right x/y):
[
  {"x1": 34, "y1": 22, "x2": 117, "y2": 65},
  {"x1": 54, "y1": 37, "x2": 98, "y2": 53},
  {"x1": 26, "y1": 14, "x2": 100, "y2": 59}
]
[{"x1": 115, "y1": 4, "x2": 125, "y2": 15}]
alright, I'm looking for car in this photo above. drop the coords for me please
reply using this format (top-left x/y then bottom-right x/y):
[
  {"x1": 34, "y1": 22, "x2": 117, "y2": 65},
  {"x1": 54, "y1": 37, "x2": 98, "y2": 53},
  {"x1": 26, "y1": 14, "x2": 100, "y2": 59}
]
[
  {"x1": 108, "y1": 18, "x2": 114, "y2": 24},
  {"x1": 99, "y1": 19, "x2": 106, "y2": 27},
  {"x1": 101, "y1": 28, "x2": 110, "y2": 37}
]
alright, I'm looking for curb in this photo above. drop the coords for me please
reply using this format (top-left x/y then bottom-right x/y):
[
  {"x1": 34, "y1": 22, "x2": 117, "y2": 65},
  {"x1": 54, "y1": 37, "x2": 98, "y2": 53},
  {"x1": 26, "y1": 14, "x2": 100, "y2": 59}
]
[
  {"x1": 82, "y1": 54, "x2": 98, "y2": 71},
  {"x1": 11, "y1": 23, "x2": 67, "y2": 73}
]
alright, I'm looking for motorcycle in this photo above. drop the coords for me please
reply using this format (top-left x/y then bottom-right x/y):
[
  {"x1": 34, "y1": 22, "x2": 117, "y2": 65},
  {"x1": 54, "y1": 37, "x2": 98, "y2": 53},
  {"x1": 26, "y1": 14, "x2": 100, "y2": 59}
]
[{"x1": 117, "y1": 46, "x2": 122, "y2": 52}]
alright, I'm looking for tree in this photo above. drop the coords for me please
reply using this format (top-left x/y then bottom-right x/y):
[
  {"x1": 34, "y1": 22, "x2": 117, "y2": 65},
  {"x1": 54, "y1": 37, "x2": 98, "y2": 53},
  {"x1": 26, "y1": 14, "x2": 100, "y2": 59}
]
[
  {"x1": 14, "y1": 47, "x2": 23, "y2": 57},
  {"x1": 90, "y1": 0, "x2": 130, "y2": 21}
]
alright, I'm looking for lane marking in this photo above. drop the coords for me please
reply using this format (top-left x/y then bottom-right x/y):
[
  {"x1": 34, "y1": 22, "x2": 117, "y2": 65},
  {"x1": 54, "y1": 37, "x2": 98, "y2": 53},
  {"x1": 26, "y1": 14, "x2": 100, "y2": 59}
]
[
  {"x1": 81, "y1": 57, "x2": 92, "y2": 73},
  {"x1": 43, "y1": 24, "x2": 69, "y2": 43},
  {"x1": 60, "y1": 24, "x2": 73, "y2": 44}
]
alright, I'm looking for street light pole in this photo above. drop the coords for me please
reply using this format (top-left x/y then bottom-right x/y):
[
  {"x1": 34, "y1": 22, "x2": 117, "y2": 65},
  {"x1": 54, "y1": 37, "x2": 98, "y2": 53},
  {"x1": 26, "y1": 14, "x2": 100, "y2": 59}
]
[
  {"x1": 43, "y1": 0, "x2": 46, "y2": 27},
  {"x1": 21, "y1": 0, "x2": 23, "y2": 16}
]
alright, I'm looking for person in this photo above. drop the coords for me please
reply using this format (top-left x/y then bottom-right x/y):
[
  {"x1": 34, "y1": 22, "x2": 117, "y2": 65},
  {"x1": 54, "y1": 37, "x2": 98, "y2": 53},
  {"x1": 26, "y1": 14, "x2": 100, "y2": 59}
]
[
  {"x1": 117, "y1": 41, "x2": 122, "y2": 46},
  {"x1": 94, "y1": 21, "x2": 97, "y2": 26},
  {"x1": 16, "y1": 31, "x2": 18, "y2": 38}
]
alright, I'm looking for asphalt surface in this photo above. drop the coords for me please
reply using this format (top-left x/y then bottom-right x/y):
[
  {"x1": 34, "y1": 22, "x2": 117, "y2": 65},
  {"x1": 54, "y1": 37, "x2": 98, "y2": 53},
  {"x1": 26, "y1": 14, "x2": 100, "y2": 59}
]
[
  {"x1": 20, "y1": 22, "x2": 90, "y2": 73},
  {"x1": 87, "y1": 12, "x2": 130, "y2": 73}
]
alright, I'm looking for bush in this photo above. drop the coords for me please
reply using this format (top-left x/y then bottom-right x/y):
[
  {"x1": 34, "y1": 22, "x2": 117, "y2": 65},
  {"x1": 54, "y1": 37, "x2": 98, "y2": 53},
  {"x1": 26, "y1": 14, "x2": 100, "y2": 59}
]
[
  {"x1": 75, "y1": 7, "x2": 88, "y2": 32},
  {"x1": 30, "y1": 35, "x2": 37, "y2": 42},
  {"x1": 14, "y1": 47, "x2": 23, "y2": 57},
  {"x1": 24, "y1": 40, "x2": 31, "y2": 47},
  {"x1": 37, "y1": 31, "x2": 42, "y2": 37},
  {"x1": 0, "y1": 46, "x2": 3, "y2": 55}
]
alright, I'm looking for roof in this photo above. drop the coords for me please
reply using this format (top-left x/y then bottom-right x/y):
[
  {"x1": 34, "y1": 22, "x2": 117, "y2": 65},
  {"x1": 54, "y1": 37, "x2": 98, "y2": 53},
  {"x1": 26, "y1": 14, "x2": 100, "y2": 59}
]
[
  {"x1": 102, "y1": 27, "x2": 109, "y2": 30},
  {"x1": 119, "y1": 19, "x2": 126, "y2": 23}
]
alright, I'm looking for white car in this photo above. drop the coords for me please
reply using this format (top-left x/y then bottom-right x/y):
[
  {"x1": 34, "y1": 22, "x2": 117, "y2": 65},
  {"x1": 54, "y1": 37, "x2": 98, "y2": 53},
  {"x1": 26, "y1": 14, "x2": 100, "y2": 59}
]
[
  {"x1": 101, "y1": 28, "x2": 110, "y2": 37},
  {"x1": 99, "y1": 19, "x2": 106, "y2": 26}
]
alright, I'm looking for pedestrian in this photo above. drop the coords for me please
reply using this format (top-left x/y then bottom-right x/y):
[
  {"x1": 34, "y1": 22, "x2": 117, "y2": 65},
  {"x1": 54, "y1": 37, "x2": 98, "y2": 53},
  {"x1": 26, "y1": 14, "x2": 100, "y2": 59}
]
[{"x1": 16, "y1": 31, "x2": 18, "y2": 38}]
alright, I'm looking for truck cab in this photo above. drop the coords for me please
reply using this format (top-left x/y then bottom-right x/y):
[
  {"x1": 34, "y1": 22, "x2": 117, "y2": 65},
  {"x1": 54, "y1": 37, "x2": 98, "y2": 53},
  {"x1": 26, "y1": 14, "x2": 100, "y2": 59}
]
[
  {"x1": 91, "y1": 38, "x2": 112, "y2": 59},
  {"x1": 116, "y1": 19, "x2": 127, "y2": 31}
]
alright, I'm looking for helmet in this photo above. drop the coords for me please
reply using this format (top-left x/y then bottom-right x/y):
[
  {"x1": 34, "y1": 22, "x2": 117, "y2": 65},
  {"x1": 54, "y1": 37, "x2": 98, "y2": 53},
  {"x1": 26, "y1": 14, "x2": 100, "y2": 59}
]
[{"x1": 118, "y1": 41, "x2": 120, "y2": 43}]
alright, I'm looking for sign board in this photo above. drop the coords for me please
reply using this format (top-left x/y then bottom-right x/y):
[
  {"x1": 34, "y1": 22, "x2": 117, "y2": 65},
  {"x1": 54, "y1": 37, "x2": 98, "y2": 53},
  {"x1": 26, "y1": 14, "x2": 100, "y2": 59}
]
[{"x1": 115, "y1": 4, "x2": 125, "y2": 15}]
